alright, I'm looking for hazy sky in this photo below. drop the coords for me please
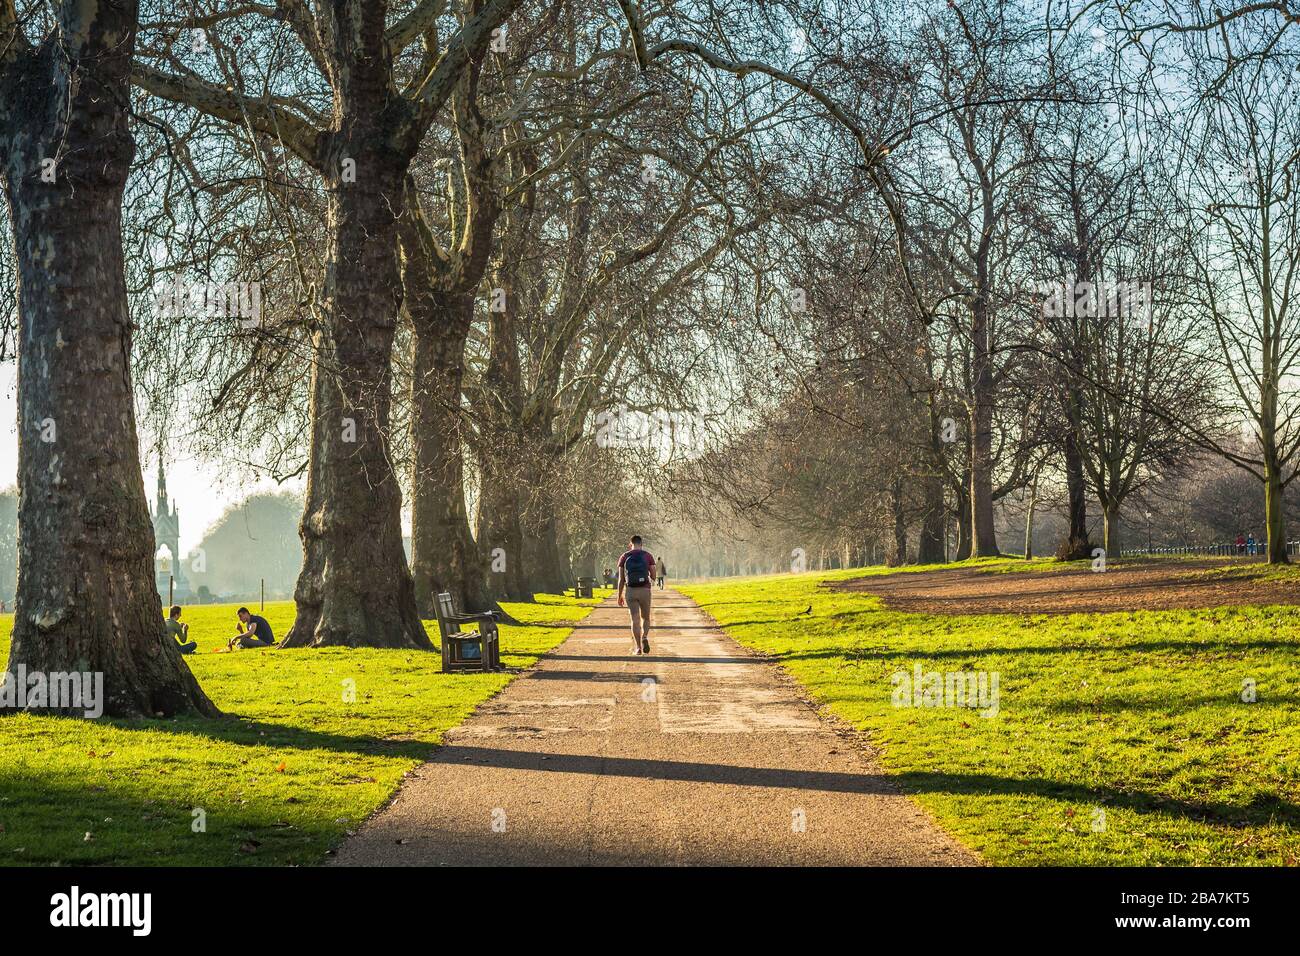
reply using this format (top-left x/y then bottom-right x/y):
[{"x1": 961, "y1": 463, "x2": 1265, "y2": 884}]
[{"x1": 0, "y1": 363, "x2": 303, "y2": 555}]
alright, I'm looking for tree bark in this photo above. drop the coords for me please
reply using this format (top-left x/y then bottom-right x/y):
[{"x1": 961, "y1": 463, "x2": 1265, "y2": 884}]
[
  {"x1": 1102, "y1": 504, "x2": 1122, "y2": 561},
  {"x1": 1024, "y1": 472, "x2": 1039, "y2": 560},
  {"x1": 954, "y1": 474, "x2": 973, "y2": 561},
  {"x1": 1060, "y1": 417, "x2": 1093, "y2": 559},
  {"x1": 404, "y1": 43, "x2": 501, "y2": 612},
  {"x1": 889, "y1": 479, "x2": 908, "y2": 566},
  {"x1": 1, "y1": 1, "x2": 216, "y2": 717},
  {"x1": 477, "y1": 289, "x2": 531, "y2": 600},
  {"x1": 282, "y1": 22, "x2": 429, "y2": 648},
  {"x1": 969, "y1": 371, "x2": 1000, "y2": 556},
  {"x1": 406, "y1": 288, "x2": 492, "y2": 613},
  {"x1": 917, "y1": 415, "x2": 947, "y2": 563},
  {"x1": 1263, "y1": 440, "x2": 1289, "y2": 564}
]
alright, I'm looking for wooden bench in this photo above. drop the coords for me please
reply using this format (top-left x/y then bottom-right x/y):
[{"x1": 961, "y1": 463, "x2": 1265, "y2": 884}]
[{"x1": 434, "y1": 591, "x2": 501, "y2": 673}]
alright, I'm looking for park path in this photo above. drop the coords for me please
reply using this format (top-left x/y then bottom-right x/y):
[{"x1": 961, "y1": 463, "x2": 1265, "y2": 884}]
[{"x1": 331, "y1": 589, "x2": 977, "y2": 866}]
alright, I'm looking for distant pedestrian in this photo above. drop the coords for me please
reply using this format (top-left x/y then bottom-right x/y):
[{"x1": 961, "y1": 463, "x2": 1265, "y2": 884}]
[
  {"x1": 1236, "y1": 532, "x2": 1246, "y2": 555},
  {"x1": 657, "y1": 560, "x2": 667, "y2": 589},
  {"x1": 1247, "y1": 532, "x2": 1257, "y2": 556}
]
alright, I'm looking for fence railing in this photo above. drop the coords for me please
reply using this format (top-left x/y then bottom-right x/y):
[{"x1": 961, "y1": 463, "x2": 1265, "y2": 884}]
[{"x1": 1119, "y1": 541, "x2": 1300, "y2": 558}]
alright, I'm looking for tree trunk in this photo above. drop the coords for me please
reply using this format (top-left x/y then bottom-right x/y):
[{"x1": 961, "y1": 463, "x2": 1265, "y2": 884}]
[
  {"x1": 917, "y1": 471, "x2": 946, "y2": 563},
  {"x1": 1, "y1": 3, "x2": 216, "y2": 717},
  {"x1": 282, "y1": 128, "x2": 428, "y2": 648},
  {"x1": 475, "y1": 267, "x2": 534, "y2": 600},
  {"x1": 1263, "y1": 443, "x2": 1289, "y2": 564},
  {"x1": 407, "y1": 288, "x2": 492, "y2": 613},
  {"x1": 1059, "y1": 391, "x2": 1093, "y2": 559},
  {"x1": 1102, "y1": 504, "x2": 1122, "y2": 560},
  {"x1": 574, "y1": 545, "x2": 596, "y2": 579},
  {"x1": 889, "y1": 479, "x2": 907, "y2": 566},
  {"x1": 954, "y1": 475, "x2": 973, "y2": 561},
  {"x1": 478, "y1": 466, "x2": 529, "y2": 600},
  {"x1": 520, "y1": 507, "x2": 570, "y2": 594},
  {"x1": 970, "y1": 292, "x2": 1000, "y2": 557},
  {"x1": 1024, "y1": 473, "x2": 1039, "y2": 560},
  {"x1": 970, "y1": 402, "x2": 999, "y2": 557}
]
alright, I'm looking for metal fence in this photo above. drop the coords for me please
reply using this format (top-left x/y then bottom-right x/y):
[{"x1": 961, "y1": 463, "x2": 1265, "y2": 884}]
[{"x1": 1119, "y1": 541, "x2": 1300, "y2": 558}]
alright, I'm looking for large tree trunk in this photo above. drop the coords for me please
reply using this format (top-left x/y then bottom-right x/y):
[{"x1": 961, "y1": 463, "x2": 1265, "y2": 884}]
[
  {"x1": 404, "y1": 42, "x2": 501, "y2": 613},
  {"x1": 476, "y1": 281, "x2": 533, "y2": 601},
  {"x1": 406, "y1": 288, "x2": 492, "y2": 614},
  {"x1": 282, "y1": 36, "x2": 428, "y2": 648},
  {"x1": 519, "y1": 489, "x2": 571, "y2": 594},
  {"x1": 477, "y1": 462, "x2": 529, "y2": 600},
  {"x1": 1, "y1": 2, "x2": 216, "y2": 717}
]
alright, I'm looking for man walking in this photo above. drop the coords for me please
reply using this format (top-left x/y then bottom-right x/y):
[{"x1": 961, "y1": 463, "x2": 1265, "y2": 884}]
[
  {"x1": 617, "y1": 534, "x2": 656, "y2": 655},
  {"x1": 657, "y1": 560, "x2": 667, "y2": 589}
]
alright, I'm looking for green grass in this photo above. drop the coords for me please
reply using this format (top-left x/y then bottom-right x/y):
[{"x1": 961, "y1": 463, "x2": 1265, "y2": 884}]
[
  {"x1": 679, "y1": 569, "x2": 1300, "y2": 866},
  {"x1": 0, "y1": 590, "x2": 608, "y2": 866}
]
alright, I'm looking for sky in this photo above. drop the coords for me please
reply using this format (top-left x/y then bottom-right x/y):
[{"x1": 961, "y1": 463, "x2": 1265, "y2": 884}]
[{"x1": 0, "y1": 363, "x2": 302, "y2": 555}]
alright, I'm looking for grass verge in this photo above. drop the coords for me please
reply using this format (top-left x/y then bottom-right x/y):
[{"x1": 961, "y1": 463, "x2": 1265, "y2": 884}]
[
  {"x1": 0, "y1": 590, "x2": 606, "y2": 866},
  {"x1": 679, "y1": 569, "x2": 1300, "y2": 865}
]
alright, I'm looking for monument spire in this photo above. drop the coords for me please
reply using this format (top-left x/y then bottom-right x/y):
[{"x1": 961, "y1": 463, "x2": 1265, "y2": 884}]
[{"x1": 156, "y1": 448, "x2": 168, "y2": 515}]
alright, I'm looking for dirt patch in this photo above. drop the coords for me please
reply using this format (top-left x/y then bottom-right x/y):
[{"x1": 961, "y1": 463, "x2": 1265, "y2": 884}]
[{"x1": 832, "y1": 560, "x2": 1300, "y2": 615}]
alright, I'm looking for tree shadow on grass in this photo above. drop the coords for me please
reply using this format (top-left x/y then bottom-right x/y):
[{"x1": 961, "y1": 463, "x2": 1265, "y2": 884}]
[
  {"x1": 1039, "y1": 692, "x2": 1300, "y2": 713},
  {"x1": 891, "y1": 769, "x2": 1300, "y2": 829},
  {"x1": 780, "y1": 638, "x2": 1299, "y2": 664},
  {"x1": 87, "y1": 713, "x2": 441, "y2": 762},
  {"x1": 0, "y1": 770, "x2": 347, "y2": 866}
]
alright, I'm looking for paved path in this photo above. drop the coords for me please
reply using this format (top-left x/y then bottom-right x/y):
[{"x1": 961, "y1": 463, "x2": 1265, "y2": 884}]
[{"x1": 332, "y1": 590, "x2": 977, "y2": 866}]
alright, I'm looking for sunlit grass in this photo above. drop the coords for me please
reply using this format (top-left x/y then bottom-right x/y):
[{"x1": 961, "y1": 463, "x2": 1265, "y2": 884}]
[
  {"x1": 0, "y1": 590, "x2": 607, "y2": 866},
  {"x1": 680, "y1": 570, "x2": 1300, "y2": 866}
]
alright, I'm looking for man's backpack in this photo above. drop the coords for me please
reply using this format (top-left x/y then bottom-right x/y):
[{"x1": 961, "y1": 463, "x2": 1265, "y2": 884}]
[{"x1": 624, "y1": 550, "x2": 650, "y2": 587}]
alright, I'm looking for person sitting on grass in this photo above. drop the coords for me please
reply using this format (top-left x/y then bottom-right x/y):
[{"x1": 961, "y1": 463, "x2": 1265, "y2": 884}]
[
  {"x1": 165, "y1": 604, "x2": 197, "y2": 655},
  {"x1": 227, "y1": 607, "x2": 276, "y2": 650}
]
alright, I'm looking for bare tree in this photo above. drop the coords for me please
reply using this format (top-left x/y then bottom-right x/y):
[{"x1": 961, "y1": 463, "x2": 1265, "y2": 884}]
[{"x1": 0, "y1": 0, "x2": 216, "y2": 716}]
